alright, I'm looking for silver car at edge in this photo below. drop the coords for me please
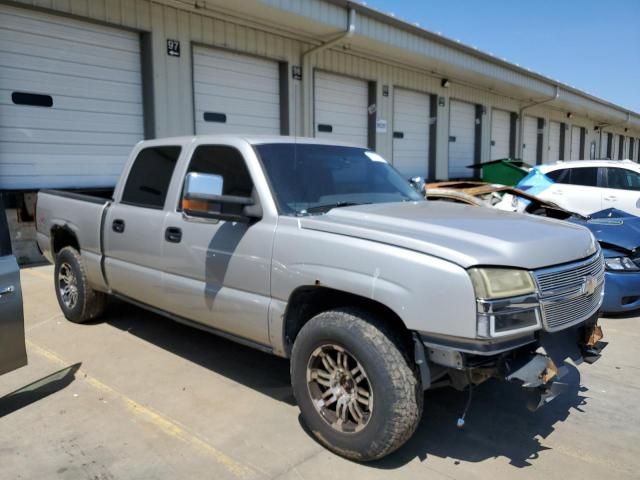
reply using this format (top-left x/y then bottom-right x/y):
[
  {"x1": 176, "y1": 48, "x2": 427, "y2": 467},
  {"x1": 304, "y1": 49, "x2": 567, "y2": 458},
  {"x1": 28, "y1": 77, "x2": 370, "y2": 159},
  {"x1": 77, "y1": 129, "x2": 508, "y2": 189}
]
[
  {"x1": 35, "y1": 135, "x2": 606, "y2": 461},
  {"x1": 0, "y1": 194, "x2": 27, "y2": 376}
]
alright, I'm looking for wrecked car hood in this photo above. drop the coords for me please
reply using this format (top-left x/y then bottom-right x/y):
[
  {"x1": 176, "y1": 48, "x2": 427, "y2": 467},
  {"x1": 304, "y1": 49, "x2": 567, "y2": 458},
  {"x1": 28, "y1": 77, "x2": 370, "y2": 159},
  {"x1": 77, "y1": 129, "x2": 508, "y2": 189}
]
[
  {"x1": 300, "y1": 201, "x2": 597, "y2": 269},
  {"x1": 569, "y1": 208, "x2": 640, "y2": 254}
]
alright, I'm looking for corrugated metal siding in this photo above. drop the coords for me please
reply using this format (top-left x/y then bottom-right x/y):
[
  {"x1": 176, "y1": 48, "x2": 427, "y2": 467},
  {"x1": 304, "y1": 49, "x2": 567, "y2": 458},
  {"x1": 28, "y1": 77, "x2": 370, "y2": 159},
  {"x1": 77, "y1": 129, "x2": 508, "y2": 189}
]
[{"x1": 5, "y1": 0, "x2": 640, "y2": 187}]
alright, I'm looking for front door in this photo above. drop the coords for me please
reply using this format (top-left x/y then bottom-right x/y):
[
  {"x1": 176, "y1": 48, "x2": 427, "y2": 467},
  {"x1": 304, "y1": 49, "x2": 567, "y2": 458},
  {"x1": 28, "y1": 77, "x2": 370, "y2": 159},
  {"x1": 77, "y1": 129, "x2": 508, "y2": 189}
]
[
  {"x1": 0, "y1": 199, "x2": 27, "y2": 376},
  {"x1": 161, "y1": 145, "x2": 275, "y2": 346}
]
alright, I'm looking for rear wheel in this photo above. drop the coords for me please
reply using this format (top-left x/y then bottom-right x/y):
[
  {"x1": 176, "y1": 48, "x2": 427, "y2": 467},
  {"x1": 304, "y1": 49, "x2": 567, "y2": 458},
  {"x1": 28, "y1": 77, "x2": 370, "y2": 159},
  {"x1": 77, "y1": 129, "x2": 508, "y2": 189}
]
[
  {"x1": 291, "y1": 308, "x2": 422, "y2": 461},
  {"x1": 54, "y1": 246, "x2": 105, "y2": 323}
]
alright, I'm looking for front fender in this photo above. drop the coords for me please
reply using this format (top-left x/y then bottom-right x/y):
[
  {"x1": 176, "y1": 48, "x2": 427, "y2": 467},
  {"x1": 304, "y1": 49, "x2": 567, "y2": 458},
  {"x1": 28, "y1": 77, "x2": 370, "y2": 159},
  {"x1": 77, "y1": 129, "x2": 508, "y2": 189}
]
[{"x1": 271, "y1": 217, "x2": 477, "y2": 339}]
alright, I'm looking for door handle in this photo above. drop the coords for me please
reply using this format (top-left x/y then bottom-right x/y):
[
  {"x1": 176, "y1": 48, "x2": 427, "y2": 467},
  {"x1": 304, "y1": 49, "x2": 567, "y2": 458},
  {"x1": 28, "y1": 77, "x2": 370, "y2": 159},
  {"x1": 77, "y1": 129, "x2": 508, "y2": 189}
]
[
  {"x1": 112, "y1": 219, "x2": 125, "y2": 233},
  {"x1": 165, "y1": 227, "x2": 182, "y2": 243},
  {"x1": 0, "y1": 285, "x2": 15, "y2": 298},
  {"x1": 604, "y1": 196, "x2": 617, "y2": 201},
  {"x1": 551, "y1": 189, "x2": 563, "y2": 195}
]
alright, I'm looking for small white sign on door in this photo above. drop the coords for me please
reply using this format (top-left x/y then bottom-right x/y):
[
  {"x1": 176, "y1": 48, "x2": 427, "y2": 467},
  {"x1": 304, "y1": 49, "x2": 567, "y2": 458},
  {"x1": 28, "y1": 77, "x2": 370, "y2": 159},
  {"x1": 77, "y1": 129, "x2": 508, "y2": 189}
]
[{"x1": 376, "y1": 119, "x2": 387, "y2": 133}]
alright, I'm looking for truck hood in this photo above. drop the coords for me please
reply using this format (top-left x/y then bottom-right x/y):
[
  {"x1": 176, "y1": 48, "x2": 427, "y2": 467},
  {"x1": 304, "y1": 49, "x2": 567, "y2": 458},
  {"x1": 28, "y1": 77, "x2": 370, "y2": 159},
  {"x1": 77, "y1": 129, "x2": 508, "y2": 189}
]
[{"x1": 300, "y1": 201, "x2": 597, "y2": 269}]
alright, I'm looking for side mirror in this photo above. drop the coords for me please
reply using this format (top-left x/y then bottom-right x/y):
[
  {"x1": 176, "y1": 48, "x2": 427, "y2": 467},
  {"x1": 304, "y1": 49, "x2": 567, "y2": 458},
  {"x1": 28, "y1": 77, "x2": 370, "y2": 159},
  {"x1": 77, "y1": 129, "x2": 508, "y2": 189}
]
[
  {"x1": 182, "y1": 172, "x2": 261, "y2": 222},
  {"x1": 409, "y1": 176, "x2": 425, "y2": 193}
]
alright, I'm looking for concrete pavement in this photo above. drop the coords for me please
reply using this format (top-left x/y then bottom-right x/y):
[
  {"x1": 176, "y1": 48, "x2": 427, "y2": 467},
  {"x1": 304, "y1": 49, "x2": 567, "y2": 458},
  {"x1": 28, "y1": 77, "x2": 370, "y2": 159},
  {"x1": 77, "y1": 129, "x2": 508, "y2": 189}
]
[{"x1": 2, "y1": 265, "x2": 639, "y2": 479}]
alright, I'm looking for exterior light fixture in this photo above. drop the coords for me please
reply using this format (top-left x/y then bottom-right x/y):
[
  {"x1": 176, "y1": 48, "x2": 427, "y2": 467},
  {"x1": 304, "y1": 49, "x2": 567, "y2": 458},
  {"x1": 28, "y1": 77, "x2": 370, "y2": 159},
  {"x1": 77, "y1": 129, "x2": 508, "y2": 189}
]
[
  {"x1": 567, "y1": 112, "x2": 573, "y2": 119},
  {"x1": 441, "y1": 78, "x2": 450, "y2": 88}
]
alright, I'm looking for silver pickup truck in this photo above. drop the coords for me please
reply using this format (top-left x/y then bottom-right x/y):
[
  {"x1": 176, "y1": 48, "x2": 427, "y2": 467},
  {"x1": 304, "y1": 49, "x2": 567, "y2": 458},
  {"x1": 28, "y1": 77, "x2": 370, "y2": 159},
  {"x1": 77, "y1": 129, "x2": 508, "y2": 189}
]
[{"x1": 36, "y1": 135, "x2": 606, "y2": 461}]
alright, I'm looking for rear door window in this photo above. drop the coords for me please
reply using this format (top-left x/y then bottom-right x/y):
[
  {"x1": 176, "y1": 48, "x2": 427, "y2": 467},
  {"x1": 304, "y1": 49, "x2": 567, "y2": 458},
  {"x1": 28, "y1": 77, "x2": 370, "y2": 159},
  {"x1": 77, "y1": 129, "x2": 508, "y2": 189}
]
[
  {"x1": 606, "y1": 168, "x2": 640, "y2": 191},
  {"x1": 0, "y1": 196, "x2": 11, "y2": 256},
  {"x1": 546, "y1": 168, "x2": 570, "y2": 183},
  {"x1": 569, "y1": 167, "x2": 598, "y2": 187},
  {"x1": 121, "y1": 146, "x2": 182, "y2": 209}
]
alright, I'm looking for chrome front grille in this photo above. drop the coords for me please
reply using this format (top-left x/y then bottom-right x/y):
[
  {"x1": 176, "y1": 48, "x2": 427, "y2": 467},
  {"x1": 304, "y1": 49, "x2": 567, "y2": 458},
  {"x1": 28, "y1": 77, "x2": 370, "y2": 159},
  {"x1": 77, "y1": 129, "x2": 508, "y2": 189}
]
[{"x1": 533, "y1": 252, "x2": 605, "y2": 331}]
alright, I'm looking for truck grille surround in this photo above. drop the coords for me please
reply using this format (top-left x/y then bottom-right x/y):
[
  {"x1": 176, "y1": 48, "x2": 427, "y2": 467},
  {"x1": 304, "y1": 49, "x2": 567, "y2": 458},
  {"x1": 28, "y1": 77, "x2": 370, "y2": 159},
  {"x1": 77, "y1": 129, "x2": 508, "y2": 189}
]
[{"x1": 533, "y1": 251, "x2": 605, "y2": 331}]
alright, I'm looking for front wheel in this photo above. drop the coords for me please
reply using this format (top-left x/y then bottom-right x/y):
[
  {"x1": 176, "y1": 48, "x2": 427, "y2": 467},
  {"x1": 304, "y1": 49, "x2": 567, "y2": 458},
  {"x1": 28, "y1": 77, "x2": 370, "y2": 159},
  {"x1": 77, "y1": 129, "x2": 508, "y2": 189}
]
[
  {"x1": 291, "y1": 308, "x2": 423, "y2": 461},
  {"x1": 54, "y1": 246, "x2": 105, "y2": 323}
]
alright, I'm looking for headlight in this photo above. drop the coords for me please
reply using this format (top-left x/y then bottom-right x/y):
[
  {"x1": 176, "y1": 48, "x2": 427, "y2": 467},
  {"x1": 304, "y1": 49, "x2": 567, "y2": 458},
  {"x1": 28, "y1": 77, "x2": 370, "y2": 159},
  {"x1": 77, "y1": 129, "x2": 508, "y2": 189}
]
[
  {"x1": 468, "y1": 268, "x2": 537, "y2": 299},
  {"x1": 604, "y1": 257, "x2": 640, "y2": 271}
]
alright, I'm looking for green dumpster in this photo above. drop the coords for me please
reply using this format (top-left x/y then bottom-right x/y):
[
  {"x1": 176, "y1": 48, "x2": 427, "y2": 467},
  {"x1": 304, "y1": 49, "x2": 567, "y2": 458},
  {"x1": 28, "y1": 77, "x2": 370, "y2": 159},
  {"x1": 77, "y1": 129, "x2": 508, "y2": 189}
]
[{"x1": 475, "y1": 158, "x2": 532, "y2": 186}]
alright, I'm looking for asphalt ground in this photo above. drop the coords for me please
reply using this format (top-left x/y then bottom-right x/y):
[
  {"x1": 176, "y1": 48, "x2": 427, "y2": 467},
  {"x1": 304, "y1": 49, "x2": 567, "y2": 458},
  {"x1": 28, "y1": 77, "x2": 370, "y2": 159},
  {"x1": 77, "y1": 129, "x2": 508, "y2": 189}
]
[{"x1": 2, "y1": 265, "x2": 639, "y2": 479}]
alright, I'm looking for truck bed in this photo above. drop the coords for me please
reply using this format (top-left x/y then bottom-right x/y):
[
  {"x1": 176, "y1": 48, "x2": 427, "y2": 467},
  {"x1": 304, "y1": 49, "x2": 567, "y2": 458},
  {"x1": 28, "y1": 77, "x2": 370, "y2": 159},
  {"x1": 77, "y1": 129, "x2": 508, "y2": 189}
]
[{"x1": 36, "y1": 189, "x2": 113, "y2": 292}]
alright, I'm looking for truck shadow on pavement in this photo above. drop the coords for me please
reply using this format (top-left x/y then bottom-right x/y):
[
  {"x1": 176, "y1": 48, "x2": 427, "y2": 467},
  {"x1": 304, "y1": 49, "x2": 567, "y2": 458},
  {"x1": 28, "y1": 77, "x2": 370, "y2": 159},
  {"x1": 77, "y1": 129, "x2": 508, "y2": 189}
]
[
  {"x1": 371, "y1": 366, "x2": 587, "y2": 469},
  {"x1": 103, "y1": 300, "x2": 296, "y2": 406},
  {"x1": 102, "y1": 300, "x2": 587, "y2": 469}
]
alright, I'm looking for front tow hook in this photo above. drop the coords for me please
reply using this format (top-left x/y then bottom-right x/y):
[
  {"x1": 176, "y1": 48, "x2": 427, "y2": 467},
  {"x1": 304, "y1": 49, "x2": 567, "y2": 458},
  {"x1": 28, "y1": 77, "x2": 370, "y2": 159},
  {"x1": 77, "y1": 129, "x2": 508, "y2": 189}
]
[{"x1": 582, "y1": 324, "x2": 607, "y2": 364}]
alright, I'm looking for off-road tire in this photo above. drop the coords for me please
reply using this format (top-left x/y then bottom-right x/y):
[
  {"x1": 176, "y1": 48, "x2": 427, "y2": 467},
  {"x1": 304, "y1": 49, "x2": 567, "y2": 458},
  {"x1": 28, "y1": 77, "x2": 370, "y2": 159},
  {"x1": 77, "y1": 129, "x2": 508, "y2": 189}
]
[
  {"x1": 54, "y1": 246, "x2": 106, "y2": 323},
  {"x1": 291, "y1": 308, "x2": 423, "y2": 461}
]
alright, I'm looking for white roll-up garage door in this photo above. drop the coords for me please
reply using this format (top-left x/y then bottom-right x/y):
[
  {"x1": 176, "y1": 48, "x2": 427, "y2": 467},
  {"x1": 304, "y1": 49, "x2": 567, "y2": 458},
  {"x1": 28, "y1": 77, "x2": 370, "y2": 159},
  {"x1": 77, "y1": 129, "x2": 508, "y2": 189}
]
[
  {"x1": 490, "y1": 109, "x2": 510, "y2": 160},
  {"x1": 392, "y1": 89, "x2": 430, "y2": 179},
  {"x1": 522, "y1": 116, "x2": 538, "y2": 164},
  {"x1": 612, "y1": 134, "x2": 620, "y2": 159},
  {"x1": 448, "y1": 100, "x2": 476, "y2": 178},
  {"x1": 0, "y1": 4, "x2": 144, "y2": 190},
  {"x1": 193, "y1": 47, "x2": 280, "y2": 135},
  {"x1": 600, "y1": 132, "x2": 609, "y2": 158},
  {"x1": 314, "y1": 71, "x2": 368, "y2": 147},
  {"x1": 570, "y1": 126, "x2": 582, "y2": 160},
  {"x1": 547, "y1": 121, "x2": 561, "y2": 163}
]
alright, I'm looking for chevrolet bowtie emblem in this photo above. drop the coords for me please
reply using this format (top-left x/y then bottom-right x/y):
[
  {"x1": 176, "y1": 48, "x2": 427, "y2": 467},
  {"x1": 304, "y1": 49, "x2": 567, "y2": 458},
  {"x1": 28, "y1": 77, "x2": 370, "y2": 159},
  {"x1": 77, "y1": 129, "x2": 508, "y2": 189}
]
[{"x1": 581, "y1": 275, "x2": 598, "y2": 296}]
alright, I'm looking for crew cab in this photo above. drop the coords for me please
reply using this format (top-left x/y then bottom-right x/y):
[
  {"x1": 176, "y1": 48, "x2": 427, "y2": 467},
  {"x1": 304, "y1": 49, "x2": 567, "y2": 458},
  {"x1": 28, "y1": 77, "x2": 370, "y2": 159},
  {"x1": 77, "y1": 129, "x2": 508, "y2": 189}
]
[{"x1": 36, "y1": 136, "x2": 606, "y2": 461}]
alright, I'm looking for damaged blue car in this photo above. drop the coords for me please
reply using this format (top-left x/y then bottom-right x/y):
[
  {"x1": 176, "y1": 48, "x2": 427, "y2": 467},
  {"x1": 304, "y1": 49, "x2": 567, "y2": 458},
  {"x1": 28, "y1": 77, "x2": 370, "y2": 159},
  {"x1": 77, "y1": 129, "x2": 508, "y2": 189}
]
[{"x1": 569, "y1": 208, "x2": 640, "y2": 313}]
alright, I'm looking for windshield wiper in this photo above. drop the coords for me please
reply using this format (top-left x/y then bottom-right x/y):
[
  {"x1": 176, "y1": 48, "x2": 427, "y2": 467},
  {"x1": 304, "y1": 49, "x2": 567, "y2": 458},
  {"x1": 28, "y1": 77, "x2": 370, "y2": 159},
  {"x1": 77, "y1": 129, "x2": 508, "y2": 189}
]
[{"x1": 303, "y1": 201, "x2": 370, "y2": 214}]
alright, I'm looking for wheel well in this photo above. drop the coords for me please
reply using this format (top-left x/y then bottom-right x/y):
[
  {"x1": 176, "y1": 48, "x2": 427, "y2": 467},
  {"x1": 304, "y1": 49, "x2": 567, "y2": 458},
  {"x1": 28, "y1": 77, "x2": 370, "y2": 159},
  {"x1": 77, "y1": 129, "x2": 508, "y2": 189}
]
[
  {"x1": 51, "y1": 226, "x2": 80, "y2": 256},
  {"x1": 283, "y1": 286, "x2": 413, "y2": 356}
]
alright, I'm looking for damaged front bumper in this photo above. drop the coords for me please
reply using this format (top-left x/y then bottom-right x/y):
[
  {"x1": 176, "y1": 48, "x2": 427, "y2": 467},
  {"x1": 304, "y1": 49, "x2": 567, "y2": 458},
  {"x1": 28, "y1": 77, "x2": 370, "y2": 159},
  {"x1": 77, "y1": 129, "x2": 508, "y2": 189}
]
[{"x1": 417, "y1": 315, "x2": 607, "y2": 411}]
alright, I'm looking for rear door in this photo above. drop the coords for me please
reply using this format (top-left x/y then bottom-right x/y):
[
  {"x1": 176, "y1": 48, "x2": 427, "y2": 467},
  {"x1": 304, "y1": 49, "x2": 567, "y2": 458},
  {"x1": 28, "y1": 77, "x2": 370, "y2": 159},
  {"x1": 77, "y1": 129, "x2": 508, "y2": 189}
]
[
  {"x1": 0, "y1": 196, "x2": 27, "y2": 375},
  {"x1": 103, "y1": 145, "x2": 182, "y2": 309},
  {"x1": 544, "y1": 166, "x2": 603, "y2": 215},
  {"x1": 602, "y1": 167, "x2": 640, "y2": 214}
]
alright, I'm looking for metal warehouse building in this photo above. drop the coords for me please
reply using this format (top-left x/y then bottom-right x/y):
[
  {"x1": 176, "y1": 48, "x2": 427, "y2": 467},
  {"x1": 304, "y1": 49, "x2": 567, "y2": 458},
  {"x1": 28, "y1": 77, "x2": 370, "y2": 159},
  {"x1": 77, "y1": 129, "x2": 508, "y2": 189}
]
[{"x1": 1, "y1": 0, "x2": 640, "y2": 258}]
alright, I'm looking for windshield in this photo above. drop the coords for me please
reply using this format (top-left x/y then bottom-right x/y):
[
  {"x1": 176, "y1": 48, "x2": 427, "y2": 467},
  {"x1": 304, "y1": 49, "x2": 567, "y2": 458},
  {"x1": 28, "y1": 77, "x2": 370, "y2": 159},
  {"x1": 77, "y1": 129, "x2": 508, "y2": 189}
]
[{"x1": 254, "y1": 143, "x2": 423, "y2": 215}]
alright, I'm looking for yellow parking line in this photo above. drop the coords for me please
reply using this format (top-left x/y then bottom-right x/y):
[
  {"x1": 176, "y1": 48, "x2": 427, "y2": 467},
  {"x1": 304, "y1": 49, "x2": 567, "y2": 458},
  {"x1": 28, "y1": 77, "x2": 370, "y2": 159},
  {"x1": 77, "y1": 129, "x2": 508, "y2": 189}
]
[{"x1": 26, "y1": 340, "x2": 256, "y2": 479}]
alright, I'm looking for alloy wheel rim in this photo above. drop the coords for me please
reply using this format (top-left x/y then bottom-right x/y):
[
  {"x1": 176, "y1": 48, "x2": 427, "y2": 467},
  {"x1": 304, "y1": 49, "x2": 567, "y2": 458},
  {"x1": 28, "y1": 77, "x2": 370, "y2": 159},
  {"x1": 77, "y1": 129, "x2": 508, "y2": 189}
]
[
  {"x1": 58, "y1": 263, "x2": 79, "y2": 310},
  {"x1": 306, "y1": 344, "x2": 373, "y2": 433}
]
